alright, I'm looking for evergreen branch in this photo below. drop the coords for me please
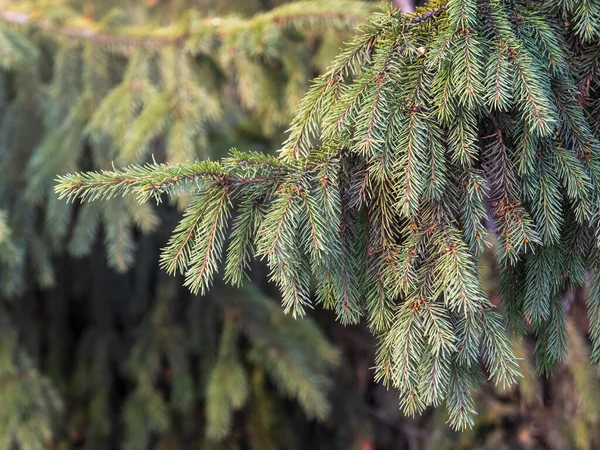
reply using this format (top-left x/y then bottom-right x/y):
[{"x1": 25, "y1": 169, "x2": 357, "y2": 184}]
[
  {"x1": 509, "y1": 48, "x2": 558, "y2": 137},
  {"x1": 224, "y1": 190, "x2": 267, "y2": 287},
  {"x1": 55, "y1": 159, "x2": 287, "y2": 203},
  {"x1": 184, "y1": 185, "x2": 232, "y2": 295},
  {"x1": 480, "y1": 310, "x2": 521, "y2": 387},
  {"x1": 446, "y1": 364, "x2": 478, "y2": 430},
  {"x1": 281, "y1": 4, "x2": 449, "y2": 159},
  {"x1": 48, "y1": 0, "x2": 600, "y2": 433},
  {"x1": 0, "y1": 2, "x2": 374, "y2": 51},
  {"x1": 160, "y1": 196, "x2": 208, "y2": 276}
]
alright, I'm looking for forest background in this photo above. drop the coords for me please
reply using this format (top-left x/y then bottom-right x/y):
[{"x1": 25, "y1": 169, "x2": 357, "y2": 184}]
[{"x1": 0, "y1": 0, "x2": 599, "y2": 449}]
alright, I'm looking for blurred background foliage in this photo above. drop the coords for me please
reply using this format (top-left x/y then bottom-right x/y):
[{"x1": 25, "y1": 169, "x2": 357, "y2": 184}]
[{"x1": 1, "y1": 0, "x2": 600, "y2": 449}]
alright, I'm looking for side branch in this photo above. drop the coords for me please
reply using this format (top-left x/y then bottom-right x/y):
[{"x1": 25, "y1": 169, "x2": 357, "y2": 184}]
[
  {"x1": 0, "y1": 3, "x2": 373, "y2": 50},
  {"x1": 54, "y1": 161, "x2": 286, "y2": 203},
  {"x1": 54, "y1": 150, "x2": 337, "y2": 204},
  {"x1": 0, "y1": 3, "x2": 448, "y2": 53}
]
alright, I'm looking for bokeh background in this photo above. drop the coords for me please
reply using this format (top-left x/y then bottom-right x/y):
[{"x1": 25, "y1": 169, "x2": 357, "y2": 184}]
[{"x1": 0, "y1": 0, "x2": 598, "y2": 449}]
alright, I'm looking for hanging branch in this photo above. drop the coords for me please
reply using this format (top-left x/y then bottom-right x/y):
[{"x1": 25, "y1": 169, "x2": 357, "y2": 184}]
[{"x1": 55, "y1": 0, "x2": 600, "y2": 431}]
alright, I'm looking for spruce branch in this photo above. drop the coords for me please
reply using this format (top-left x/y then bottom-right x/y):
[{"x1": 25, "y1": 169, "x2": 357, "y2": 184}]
[
  {"x1": 0, "y1": 2, "x2": 374, "y2": 51},
  {"x1": 54, "y1": 0, "x2": 600, "y2": 431},
  {"x1": 55, "y1": 159, "x2": 288, "y2": 203}
]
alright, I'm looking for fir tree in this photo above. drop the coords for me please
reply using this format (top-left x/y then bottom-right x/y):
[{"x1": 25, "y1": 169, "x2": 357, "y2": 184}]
[{"x1": 57, "y1": 0, "x2": 600, "y2": 431}]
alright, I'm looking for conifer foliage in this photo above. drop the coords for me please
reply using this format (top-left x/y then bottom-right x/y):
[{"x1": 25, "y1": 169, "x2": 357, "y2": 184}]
[{"x1": 57, "y1": 0, "x2": 600, "y2": 430}]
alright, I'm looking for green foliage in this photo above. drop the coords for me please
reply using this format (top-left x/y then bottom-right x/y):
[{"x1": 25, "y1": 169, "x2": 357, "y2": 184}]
[
  {"x1": 58, "y1": 0, "x2": 600, "y2": 431},
  {"x1": 0, "y1": 211, "x2": 23, "y2": 296},
  {"x1": 0, "y1": 0, "x2": 373, "y2": 280},
  {"x1": 426, "y1": 318, "x2": 600, "y2": 449},
  {"x1": 0, "y1": 315, "x2": 62, "y2": 450},
  {"x1": 116, "y1": 281, "x2": 339, "y2": 448}
]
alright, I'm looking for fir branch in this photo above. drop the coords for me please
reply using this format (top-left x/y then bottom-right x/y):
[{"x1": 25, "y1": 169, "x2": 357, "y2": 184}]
[
  {"x1": 0, "y1": 2, "x2": 373, "y2": 51},
  {"x1": 184, "y1": 185, "x2": 233, "y2": 295},
  {"x1": 55, "y1": 160, "x2": 286, "y2": 203},
  {"x1": 50, "y1": 0, "x2": 600, "y2": 432}
]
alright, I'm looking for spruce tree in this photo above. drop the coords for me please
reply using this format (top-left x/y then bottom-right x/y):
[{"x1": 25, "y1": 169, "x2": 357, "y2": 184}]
[{"x1": 57, "y1": 0, "x2": 600, "y2": 430}]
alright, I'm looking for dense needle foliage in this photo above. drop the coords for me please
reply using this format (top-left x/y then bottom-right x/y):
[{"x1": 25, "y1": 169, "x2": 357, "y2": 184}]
[{"x1": 56, "y1": 0, "x2": 600, "y2": 431}]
